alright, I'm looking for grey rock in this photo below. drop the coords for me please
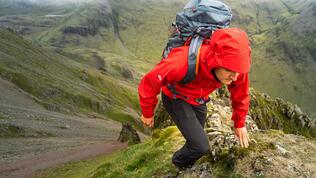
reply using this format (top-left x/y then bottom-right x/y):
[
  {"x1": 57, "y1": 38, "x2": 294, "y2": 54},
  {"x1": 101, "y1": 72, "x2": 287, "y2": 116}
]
[
  {"x1": 206, "y1": 131, "x2": 222, "y2": 140},
  {"x1": 117, "y1": 123, "x2": 140, "y2": 145},
  {"x1": 274, "y1": 143, "x2": 290, "y2": 157},
  {"x1": 80, "y1": 70, "x2": 89, "y2": 81},
  {"x1": 206, "y1": 113, "x2": 222, "y2": 129}
]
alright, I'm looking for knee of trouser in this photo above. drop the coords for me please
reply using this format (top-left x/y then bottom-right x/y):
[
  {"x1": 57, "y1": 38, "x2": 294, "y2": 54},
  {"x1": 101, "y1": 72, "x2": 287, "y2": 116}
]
[
  {"x1": 194, "y1": 140, "x2": 210, "y2": 155},
  {"x1": 198, "y1": 144, "x2": 210, "y2": 155}
]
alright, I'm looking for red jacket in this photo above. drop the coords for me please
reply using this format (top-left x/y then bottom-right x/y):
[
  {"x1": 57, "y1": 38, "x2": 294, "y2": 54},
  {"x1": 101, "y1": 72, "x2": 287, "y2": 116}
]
[{"x1": 138, "y1": 28, "x2": 251, "y2": 128}]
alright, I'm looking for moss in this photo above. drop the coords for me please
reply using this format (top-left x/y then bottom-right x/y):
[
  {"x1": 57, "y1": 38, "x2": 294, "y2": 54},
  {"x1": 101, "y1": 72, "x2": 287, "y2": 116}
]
[
  {"x1": 250, "y1": 91, "x2": 315, "y2": 138},
  {"x1": 151, "y1": 129, "x2": 162, "y2": 139},
  {"x1": 232, "y1": 141, "x2": 276, "y2": 159},
  {"x1": 209, "y1": 138, "x2": 276, "y2": 178},
  {"x1": 153, "y1": 127, "x2": 178, "y2": 147}
]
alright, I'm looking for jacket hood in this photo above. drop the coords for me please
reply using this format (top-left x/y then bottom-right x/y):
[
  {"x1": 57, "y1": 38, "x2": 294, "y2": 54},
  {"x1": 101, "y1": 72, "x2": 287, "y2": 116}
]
[{"x1": 206, "y1": 28, "x2": 251, "y2": 74}]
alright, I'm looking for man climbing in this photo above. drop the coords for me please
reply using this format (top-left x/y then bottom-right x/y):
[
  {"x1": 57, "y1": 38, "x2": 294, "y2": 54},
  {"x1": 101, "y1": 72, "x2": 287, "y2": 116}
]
[{"x1": 138, "y1": 27, "x2": 251, "y2": 169}]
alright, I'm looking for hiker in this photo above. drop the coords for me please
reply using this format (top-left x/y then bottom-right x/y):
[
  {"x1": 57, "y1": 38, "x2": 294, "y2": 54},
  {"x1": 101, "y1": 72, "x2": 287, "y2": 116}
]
[{"x1": 138, "y1": 0, "x2": 251, "y2": 169}]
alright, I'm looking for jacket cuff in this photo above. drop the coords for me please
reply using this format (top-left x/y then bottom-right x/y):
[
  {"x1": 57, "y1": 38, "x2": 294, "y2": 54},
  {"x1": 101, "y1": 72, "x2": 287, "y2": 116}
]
[
  {"x1": 232, "y1": 113, "x2": 246, "y2": 128},
  {"x1": 234, "y1": 120, "x2": 245, "y2": 128},
  {"x1": 142, "y1": 110, "x2": 154, "y2": 118}
]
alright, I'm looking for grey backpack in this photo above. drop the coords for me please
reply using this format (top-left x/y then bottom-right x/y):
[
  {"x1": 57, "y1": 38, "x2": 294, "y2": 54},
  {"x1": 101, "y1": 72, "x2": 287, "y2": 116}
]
[{"x1": 163, "y1": 0, "x2": 232, "y2": 84}]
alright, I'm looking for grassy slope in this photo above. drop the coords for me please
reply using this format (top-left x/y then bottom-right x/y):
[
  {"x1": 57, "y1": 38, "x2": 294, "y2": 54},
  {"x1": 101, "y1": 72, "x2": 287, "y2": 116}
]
[{"x1": 0, "y1": 28, "x2": 141, "y2": 128}]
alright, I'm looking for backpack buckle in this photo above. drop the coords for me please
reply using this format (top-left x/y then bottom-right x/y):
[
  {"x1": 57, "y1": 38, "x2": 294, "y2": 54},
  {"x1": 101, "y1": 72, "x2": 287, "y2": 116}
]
[{"x1": 195, "y1": 97, "x2": 210, "y2": 105}]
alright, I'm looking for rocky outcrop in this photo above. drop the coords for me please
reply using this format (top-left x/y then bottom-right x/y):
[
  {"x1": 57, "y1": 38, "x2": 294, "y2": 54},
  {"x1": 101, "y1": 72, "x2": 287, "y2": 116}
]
[
  {"x1": 62, "y1": 26, "x2": 98, "y2": 36},
  {"x1": 61, "y1": 1, "x2": 112, "y2": 37},
  {"x1": 118, "y1": 123, "x2": 140, "y2": 145},
  {"x1": 119, "y1": 65, "x2": 134, "y2": 79},
  {"x1": 292, "y1": 1, "x2": 316, "y2": 36},
  {"x1": 160, "y1": 87, "x2": 316, "y2": 177},
  {"x1": 249, "y1": 89, "x2": 316, "y2": 137},
  {"x1": 169, "y1": 129, "x2": 315, "y2": 178},
  {"x1": 93, "y1": 54, "x2": 107, "y2": 72}
]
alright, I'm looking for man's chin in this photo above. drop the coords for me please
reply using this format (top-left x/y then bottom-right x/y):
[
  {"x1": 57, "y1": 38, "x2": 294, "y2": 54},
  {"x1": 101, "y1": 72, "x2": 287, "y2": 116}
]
[{"x1": 221, "y1": 80, "x2": 233, "y2": 85}]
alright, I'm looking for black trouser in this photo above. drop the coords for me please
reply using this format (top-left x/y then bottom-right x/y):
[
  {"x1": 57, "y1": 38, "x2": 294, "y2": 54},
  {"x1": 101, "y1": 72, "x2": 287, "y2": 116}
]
[{"x1": 161, "y1": 92, "x2": 209, "y2": 168}]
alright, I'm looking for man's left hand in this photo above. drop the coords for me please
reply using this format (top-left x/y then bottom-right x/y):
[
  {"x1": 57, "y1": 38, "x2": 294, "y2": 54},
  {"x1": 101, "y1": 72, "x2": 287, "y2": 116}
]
[{"x1": 234, "y1": 126, "x2": 250, "y2": 148}]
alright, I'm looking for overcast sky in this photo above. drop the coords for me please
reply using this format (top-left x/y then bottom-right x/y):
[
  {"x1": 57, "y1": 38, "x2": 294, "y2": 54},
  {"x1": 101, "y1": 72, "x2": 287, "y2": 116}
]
[
  {"x1": 3, "y1": 0, "x2": 95, "y2": 5},
  {"x1": 21, "y1": 0, "x2": 89, "y2": 2}
]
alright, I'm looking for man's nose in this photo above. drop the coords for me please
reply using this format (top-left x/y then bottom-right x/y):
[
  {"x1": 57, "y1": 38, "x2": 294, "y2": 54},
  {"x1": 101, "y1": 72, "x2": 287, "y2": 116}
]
[{"x1": 230, "y1": 73, "x2": 239, "y2": 81}]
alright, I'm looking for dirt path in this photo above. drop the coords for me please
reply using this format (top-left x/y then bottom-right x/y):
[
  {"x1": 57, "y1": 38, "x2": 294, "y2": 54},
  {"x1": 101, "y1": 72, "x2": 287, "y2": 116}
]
[
  {"x1": 0, "y1": 140, "x2": 128, "y2": 178},
  {"x1": 0, "y1": 78, "x2": 132, "y2": 178}
]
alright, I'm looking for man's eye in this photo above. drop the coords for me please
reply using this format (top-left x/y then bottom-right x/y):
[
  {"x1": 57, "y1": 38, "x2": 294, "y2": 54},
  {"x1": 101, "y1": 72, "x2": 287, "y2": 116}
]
[{"x1": 224, "y1": 68, "x2": 233, "y2": 73}]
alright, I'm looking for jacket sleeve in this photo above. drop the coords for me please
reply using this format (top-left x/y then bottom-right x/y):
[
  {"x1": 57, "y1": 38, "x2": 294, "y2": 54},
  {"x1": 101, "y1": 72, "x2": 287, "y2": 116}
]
[
  {"x1": 227, "y1": 73, "x2": 250, "y2": 128},
  {"x1": 138, "y1": 48, "x2": 186, "y2": 118}
]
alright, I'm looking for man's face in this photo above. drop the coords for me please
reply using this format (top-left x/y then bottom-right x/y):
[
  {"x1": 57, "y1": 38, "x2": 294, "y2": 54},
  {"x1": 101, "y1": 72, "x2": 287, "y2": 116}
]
[{"x1": 214, "y1": 67, "x2": 240, "y2": 85}]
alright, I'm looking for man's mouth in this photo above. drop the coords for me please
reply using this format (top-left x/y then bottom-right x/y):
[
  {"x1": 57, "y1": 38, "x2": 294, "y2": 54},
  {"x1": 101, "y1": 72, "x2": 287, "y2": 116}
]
[{"x1": 223, "y1": 79, "x2": 233, "y2": 84}]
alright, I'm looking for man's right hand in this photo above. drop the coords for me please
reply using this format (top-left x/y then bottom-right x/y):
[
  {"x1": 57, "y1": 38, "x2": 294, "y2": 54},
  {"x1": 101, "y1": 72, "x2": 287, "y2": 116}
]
[
  {"x1": 234, "y1": 126, "x2": 250, "y2": 148},
  {"x1": 141, "y1": 115, "x2": 154, "y2": 128}
]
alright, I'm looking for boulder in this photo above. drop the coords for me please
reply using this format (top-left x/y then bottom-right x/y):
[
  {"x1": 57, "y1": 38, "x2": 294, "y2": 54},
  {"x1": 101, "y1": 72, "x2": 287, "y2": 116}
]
[{"x1": 118, "y1": 123, "x2": 140, "y2": 145}]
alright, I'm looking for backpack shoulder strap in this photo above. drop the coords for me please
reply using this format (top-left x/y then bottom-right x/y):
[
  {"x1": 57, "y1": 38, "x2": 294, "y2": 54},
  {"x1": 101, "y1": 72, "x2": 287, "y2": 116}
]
[{"x1": 181, "y1": 35, "x2": 204, "y2": 84}]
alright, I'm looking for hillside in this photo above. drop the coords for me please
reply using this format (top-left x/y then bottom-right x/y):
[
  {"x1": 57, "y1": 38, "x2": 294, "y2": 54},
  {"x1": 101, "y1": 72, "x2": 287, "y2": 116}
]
[
  {"x1": 0, "y1": 75, "x2": 125, "y2": 177},
  {"x1": 1, "y1": 0, "x2": 314, "y2": 117},
  {"x1": 0, "y1": 28, "x2": 141, "y2": 129}
]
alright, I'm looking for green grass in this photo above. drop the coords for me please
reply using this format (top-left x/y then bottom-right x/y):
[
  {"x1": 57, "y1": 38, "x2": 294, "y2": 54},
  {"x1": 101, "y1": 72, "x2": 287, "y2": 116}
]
[
  {"x1": 33, "y1": 150, "x2": 125, "y2": 178},
  {"x1": 90, "y1": 126, "x2": 184, "y2": 178}
]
